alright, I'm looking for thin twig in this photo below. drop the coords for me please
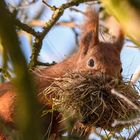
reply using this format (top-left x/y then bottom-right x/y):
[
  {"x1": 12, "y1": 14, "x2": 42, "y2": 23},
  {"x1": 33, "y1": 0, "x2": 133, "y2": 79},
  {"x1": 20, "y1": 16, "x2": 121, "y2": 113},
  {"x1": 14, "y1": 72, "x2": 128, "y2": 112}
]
[
  {"x1": 70, "y1": 16, "x2": 79, "y2": 46},
  {"x1": 70, "y1": 8, "x2": 85, "y2": 15},
  {"x1": 129, "y1": 128, "x2": 140, "y2": 140},
  {"x1": 42, "y1": 0, "x2": 57, "y2": 11},
  {"x1": 56, "y1": 21, "x2": 77, "y2": 28},
  {"x1": 112, "y1": 117, "x2": 140, "y2": 127},
  {"x1": 37, "y1": 61, "x2": 56, "y2": 66},
  {"x1": 126, "y1": 45, "x2": 139, "y2": 48},
  {"x1": 111, "y1": 89, "x2": 139, "y2": 110},
  {"x1": 41, "y1": 0, "x2": 95, "y2": 39},
  {"x1": 131, "y1": 66, "x2": 140, "y2": 84},
  {"x1": 29, "y1": 20, "x2": 77, "y2": 27},
  {"x1": 15, "y1": 18, "x2": 40, "y2": 37}
]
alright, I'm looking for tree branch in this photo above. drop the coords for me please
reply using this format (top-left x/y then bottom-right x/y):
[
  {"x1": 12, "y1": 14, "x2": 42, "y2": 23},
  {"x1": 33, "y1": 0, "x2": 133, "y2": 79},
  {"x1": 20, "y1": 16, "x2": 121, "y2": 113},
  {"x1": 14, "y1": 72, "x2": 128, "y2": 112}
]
[
  {"x1": 37, "y1": 61, "x2": 56, "y2": 66},
  {"x1": 29, "y1": 0, "x2": 95, "y2": 68},
  {"x1": 41, "y1": 0, "x2": 94, "y2": 39},
  {"x1": 14, "y1": 18, "x2": 40, "y2": 38}
]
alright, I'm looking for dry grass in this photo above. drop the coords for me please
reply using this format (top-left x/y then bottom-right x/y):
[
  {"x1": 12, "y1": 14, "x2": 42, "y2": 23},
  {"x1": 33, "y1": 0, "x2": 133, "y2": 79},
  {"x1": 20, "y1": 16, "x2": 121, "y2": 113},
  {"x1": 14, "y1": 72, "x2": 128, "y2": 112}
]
[{"x1": 42, "y1": 72, "x2": 140, "y2": 133}]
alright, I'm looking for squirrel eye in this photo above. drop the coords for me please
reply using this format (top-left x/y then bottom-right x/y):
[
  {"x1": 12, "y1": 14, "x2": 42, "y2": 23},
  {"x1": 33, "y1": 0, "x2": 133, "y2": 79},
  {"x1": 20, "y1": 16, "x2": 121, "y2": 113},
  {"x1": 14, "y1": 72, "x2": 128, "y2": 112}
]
[
  {"x1": 120, "y1": 68, "x2": 123, "y2": 73},
  {"x1": 87, "y1": 58, "x2": 95, "y2": 67}
]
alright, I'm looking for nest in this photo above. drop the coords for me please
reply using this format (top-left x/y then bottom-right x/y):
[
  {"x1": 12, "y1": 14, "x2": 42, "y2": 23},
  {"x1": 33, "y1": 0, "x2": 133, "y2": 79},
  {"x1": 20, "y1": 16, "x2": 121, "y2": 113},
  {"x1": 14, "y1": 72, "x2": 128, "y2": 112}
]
[{"x1": 42, "y1": 72, "x2": 140, "y2": 132}]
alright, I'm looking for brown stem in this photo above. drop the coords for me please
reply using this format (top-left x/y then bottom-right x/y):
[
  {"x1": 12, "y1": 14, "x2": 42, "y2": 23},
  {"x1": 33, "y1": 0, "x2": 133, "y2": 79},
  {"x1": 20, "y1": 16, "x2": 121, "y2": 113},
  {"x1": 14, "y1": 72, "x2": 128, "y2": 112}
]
[{"x1": 15, "y1": 18, "x2": 40, "y2": 37}]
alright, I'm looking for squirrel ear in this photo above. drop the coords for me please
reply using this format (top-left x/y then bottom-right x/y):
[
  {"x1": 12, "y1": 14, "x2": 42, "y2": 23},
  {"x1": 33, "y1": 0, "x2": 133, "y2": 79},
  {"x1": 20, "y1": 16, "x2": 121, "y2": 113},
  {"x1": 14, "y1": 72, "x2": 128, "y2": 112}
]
[
  {"x1": 106, "y1": 17, "x2": 124, "y2": 53},
  {"x1": 80, "y1": 32, "x2": 93, "y2": 55},
  {"x1": 115, "y1": 30, "x2": 124, "y2": 53},
  {"x1": 79, "y1": 8, "x2": 99, "y2": 55}
]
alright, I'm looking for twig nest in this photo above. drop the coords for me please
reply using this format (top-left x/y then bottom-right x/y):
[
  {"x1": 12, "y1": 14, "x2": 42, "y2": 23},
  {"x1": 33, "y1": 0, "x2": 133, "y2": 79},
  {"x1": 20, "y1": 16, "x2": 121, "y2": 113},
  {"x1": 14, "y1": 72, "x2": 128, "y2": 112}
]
[{"x1": 43, "y1": 72, "x2": 140, "y2": 132}]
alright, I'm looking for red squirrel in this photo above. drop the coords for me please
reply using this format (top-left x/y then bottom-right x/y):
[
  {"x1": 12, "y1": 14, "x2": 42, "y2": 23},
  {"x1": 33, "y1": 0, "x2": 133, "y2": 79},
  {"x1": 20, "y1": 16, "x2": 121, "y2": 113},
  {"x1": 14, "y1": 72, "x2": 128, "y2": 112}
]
[{"x1": 0, "y1": 9, "x2": 124, "y2": 139}]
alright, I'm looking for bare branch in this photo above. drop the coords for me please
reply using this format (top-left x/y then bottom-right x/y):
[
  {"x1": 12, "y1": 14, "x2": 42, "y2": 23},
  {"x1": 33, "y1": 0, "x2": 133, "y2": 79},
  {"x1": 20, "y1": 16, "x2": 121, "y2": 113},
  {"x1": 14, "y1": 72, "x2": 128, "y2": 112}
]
[
  {"x1": 69, "y1": 16, "x2": 79, "y2": 46},
  {"x1": 29, "y1": 0, "x2": 95, "y2": 68},
  {"x1": 29, "y1": 20, "x2": 77, "y2": 28},
  {"x1": 41, "y1": 0, "x2": 95, "y2": 39},
  {"x1": 14, "y1": 18, "x2": 40, "y2": 37},
  {"x1": 29, "y1": 38, "x2": 42, "y2": 69},
  {"x1": 37, "y1": 61, "x2": 56, "y2": 66},
  {"x1": 70, "y1": 7, "x2": 85, "y2": 15},
  {"x1": 42, "y1": 0, "x2": 57, "y2": 11}
]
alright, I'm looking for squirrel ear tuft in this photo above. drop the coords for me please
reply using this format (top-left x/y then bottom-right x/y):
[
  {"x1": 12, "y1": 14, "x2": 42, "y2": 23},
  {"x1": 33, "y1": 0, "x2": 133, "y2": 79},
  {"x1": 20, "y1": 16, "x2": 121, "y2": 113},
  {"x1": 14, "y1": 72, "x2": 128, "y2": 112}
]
[
  {"x1": 106, "y1": 17, "x2": 124, "y2": 52},
  {"x1": 79, "y1": 8, "x2": 99, "y2": 55}
]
